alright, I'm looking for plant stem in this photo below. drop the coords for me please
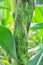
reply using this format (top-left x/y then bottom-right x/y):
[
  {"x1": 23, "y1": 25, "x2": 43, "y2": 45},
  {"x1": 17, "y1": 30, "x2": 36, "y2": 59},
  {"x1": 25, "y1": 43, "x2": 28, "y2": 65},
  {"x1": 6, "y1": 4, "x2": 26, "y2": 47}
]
[{"x1": 13, "y1": 0, "x2": 35, "y2": 65}]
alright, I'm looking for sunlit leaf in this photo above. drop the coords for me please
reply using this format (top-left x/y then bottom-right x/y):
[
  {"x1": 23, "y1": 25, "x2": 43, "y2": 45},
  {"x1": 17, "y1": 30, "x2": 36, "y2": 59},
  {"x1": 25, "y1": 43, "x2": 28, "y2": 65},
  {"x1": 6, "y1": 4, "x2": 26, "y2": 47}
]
[
  {"x1": 0, "y1": 59, "x2": 10, "y2": 65},
  {"x1": 32, "y1": 6, "x2": 43, "y2": 22},
  {"x1": 30, "y1": 23, "x2": 43, "y2": 30},
  {"x1": 0, "y1": 6, "x2": 11, "y2": 10}
]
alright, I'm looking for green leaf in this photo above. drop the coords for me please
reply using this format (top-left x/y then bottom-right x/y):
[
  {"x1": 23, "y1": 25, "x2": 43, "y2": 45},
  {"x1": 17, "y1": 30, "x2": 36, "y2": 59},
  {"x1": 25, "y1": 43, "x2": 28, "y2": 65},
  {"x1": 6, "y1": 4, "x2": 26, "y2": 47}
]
[
  {"x1": 0, "y1": 59, "x2": 10, "y2": 65},
  {"x1": 32, "y1": 6, "x2": 43, "y2": 22},
  {"x1": 0, "y1": 25, "x2": 17, "y2": 60},
  {"x1": 0, "y1": 6, "x2": 11, "y2": 10},
  {"x1": 30, "y1": 23, "x2": 43, "y2": 30},
  {"x1": 28, "y1": 49, "x2": 43, "y2": 65}
]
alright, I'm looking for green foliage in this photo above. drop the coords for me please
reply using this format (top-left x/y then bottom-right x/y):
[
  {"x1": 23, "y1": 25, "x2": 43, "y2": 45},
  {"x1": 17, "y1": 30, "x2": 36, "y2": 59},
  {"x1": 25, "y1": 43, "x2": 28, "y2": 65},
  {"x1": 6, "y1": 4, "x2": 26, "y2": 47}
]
[
  {"x1": 30, "y1": 23, "x2": 43, "y2": 30},
  {"x1": 0, "y1": 59, "x2": 10, "y2": 65},
  {"x1": 28, "y1": 46, "x2": 43, "y2": 65},
  {"x1": 0, "y1": 0, "x2": 43, "y2": 65},
  {"x1": 32, "y1": 6, "x2": 43, "y2": 22},
  {"x1": 0, "y1": 25, "x2": 17, "y2": 60},
  {"x1": 0, "y1": 6, "x2": 11, "y2": 10}
]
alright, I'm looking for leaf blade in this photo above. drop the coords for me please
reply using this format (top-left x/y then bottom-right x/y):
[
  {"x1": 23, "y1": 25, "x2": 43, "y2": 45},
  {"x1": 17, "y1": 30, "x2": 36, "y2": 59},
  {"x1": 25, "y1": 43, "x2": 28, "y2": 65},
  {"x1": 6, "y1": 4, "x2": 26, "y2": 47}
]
[
  {"x1": 0, "y1": 25, "x2": 17, "y2": 60},
  {"x1": 30, "y1": 23, "x2": 43, "y2": 30}
]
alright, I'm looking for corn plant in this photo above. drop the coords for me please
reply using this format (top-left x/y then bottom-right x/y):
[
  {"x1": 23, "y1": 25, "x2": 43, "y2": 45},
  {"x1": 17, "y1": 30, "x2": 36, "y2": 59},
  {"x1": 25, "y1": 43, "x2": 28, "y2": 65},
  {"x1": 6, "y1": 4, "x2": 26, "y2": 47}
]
[{"x1": 0, "y1": 0, "x2": 43, "y2": 65}]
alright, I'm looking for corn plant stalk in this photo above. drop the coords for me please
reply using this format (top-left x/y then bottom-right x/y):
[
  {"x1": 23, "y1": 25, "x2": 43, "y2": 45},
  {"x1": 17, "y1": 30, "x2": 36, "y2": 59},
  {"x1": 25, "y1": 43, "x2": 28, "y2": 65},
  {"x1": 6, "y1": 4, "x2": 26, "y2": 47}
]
[{"x1": 13, "y1": 0, "x2": 35, "y2": 65}]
